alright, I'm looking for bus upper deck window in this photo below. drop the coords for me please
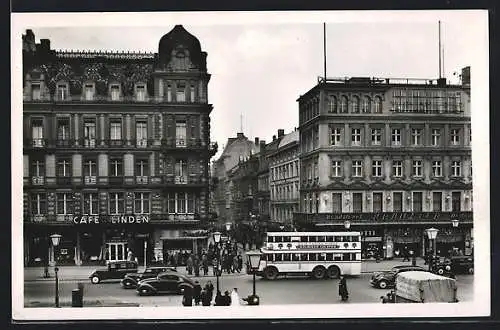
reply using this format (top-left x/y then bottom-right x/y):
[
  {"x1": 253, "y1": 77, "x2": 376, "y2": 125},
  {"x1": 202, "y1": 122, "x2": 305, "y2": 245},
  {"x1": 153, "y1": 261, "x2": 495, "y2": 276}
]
[
  {"x1": 275, "y1": 236, "x2": 283, "y2": 243},
  {"x1": 318, "y1": 236, "x2": 326, "y2": 242},
  {"x1": 352, "y1": 236, "x2": 360, "y2": 242},
  {"x1": 268, "y1": 236, "x2": 274, "y2": 243},
  {"x1": 343, "y1": 236, "x2": 352, "y2": 242},
  {"x1": 292, "y1": 253, "x2": 300, "y2": 261},
  {"x1": 326, "y1": 236, "x2": 334, "y2": 242},
  {"x1": 300, "y1": 236, "x2": 308, "y2": 242},
  {"x1": 334, "y1": 236, "x2": 341, "y2": 242},
  {"x1": 309, "y1": 236, "x2": 317, "y2": 242},
  {"x1": 283, "y1": 236, "x2": 291, "y2": 242}
]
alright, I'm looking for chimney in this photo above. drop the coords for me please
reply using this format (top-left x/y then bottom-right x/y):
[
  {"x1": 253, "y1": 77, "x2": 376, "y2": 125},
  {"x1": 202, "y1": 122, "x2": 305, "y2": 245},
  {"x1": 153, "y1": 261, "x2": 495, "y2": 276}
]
[
  {"x1": 273, "y1": 135, "x2": 276, "y2": 141},
  {"x1": 278, "y1": 129, "x2": 285, "y2": 138},
  {"x1": 255, "y1": 137, "x2": 259, "y2": 145},
  {"x1": 437, "y1": 77, "x2": 447, "y2": 87},
  {"x1": 461, "y1": 66, "x2": 470, "y2": 86},
  {"x1": 40, "y1": 39, "x2": 51, "y2": 51},
  {"x1": 236, "y1": 132, "x2": 244, "y2": 139},
  {"x1": 259, "y1": 140, "x2": 266, "y2": 152}
]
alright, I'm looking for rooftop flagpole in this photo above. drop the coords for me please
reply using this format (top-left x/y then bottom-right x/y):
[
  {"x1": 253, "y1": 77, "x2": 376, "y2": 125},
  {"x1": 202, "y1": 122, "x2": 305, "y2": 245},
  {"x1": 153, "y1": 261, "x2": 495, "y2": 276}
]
[{"x1": 323, "y1": 22, "x2": 327, "y2": 81}]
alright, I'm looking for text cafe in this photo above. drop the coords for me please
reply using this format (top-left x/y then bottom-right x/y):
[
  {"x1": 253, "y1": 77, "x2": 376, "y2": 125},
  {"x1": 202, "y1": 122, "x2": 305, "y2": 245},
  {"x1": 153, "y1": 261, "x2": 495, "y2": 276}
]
[{"x1": 72, "y1": 215, "x2": 150, "y2": 225}]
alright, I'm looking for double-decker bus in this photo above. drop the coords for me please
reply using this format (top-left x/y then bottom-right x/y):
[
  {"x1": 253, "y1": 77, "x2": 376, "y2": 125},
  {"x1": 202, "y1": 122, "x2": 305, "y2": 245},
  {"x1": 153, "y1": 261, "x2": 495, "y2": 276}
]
[{"x1": 248, "y1": 231, "x2": 362, "y2": 280}]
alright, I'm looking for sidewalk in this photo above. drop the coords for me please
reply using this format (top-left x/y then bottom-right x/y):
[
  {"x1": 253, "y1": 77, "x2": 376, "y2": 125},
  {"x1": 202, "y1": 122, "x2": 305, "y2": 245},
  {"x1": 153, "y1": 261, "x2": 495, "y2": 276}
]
[{"x1": 25, "y1": 257, "x2": 428, "y2": 281}]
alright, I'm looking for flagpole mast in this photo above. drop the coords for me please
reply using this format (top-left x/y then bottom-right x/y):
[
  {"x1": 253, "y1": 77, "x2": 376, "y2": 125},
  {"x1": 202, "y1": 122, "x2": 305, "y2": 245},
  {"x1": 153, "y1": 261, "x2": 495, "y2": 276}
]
[{"x1": 323, "y1": 22, "x2": 327, "y2": 81}]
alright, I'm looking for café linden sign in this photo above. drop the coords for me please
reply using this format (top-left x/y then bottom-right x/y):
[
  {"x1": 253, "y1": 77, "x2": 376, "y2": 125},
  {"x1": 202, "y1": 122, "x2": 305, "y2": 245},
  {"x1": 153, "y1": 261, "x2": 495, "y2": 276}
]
[{"x1": 72, "y1": 215, "x2": 150, "y2": 225}]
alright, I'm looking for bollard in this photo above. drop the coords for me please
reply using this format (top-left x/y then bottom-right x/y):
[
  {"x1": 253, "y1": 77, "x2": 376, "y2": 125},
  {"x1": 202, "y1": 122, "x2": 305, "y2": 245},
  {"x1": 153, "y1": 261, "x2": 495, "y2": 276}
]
[{"x1": 72, "y1": 289, "x2": 83, "y2": 307}]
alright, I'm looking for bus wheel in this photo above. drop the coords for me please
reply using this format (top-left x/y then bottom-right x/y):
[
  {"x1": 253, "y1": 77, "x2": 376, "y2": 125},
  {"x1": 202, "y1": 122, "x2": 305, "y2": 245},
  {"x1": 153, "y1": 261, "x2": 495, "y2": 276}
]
[
  {"x1": 468, "y1": 267, "x2": 474, "y2": 274},
  {"x1": 312, "y1": 266, "x2": 326, "y2": 280},
  {"x1": 264, "y1": 267, "x2": 278, "y2": 280},
  {"x1": 326, "y1": 266, "x2": 340, "y2": 279}
]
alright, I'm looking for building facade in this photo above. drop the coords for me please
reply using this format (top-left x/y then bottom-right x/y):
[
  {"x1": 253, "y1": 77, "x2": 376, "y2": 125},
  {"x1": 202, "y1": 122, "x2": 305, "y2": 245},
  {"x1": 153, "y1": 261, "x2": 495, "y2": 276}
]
[
  {"x1": 294, "y1": 71, "x2": 473, "y2": 258},
  {"x1": 22, "y1": 26, "x2": 217, "y2": 266},
  {"x1": 268, "y1": 129, "x2": 300, "y2": 227}
]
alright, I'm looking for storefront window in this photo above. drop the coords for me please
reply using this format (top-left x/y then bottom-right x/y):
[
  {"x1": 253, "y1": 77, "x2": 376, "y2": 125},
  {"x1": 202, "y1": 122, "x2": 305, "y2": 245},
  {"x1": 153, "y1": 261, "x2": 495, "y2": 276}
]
[
  {"x1": 393, "y1": 192, "x2": 402, "y2": 212},
  {"x1": 352, "y1": 193, "x2": 363, "y2": 212},
  {"x1": 373, "y1": 192, "x2": 383, "y2": 212},
  {"x1": 412, "y1": 192, "x2": 423, "y2": 212},
  {"x1": 433, "y1": 192, "x2": 442, "y2": 211}
]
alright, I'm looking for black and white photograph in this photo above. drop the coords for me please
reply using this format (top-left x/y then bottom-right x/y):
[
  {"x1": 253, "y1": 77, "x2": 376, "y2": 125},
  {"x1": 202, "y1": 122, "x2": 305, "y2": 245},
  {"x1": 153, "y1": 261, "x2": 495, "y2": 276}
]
[{"x1": 11, "y1": 10, "x2": 490, "y2": 320}]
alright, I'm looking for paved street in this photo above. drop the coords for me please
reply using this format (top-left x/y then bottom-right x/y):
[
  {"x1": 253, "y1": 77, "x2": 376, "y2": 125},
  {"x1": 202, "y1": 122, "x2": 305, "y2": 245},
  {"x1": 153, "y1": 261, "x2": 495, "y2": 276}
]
[{"x1": 24, "y1": 261, "x2": 474, "y2": 307}]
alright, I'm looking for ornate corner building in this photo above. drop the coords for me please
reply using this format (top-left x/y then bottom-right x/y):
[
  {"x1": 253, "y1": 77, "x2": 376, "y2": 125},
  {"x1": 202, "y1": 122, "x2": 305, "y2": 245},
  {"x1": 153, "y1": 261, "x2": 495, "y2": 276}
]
[
  {"x1": 294, "y1": 71, "x2": 473, "y2": 258},
  {"x1": 22, "y1": 26, "x2": 218, "y2": 266}
]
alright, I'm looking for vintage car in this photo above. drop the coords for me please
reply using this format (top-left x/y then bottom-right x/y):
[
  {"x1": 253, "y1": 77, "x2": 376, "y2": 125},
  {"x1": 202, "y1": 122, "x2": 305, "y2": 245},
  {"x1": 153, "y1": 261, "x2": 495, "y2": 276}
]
[
  {"x1": 89, "y1": 260, "x2": 138, "y2": 284},
  {"x1": 370, "y1": 265, "x2": 428, "y2": 289},
  {"x1": 136, "y1": 272, "x2": 196, "y2": 296},
  {"x1": 121, "y1": 266, "x2": 177, "y2": 289},
  {"x1": 437, "y1": 255, "x2": 474, "y2": 275}
]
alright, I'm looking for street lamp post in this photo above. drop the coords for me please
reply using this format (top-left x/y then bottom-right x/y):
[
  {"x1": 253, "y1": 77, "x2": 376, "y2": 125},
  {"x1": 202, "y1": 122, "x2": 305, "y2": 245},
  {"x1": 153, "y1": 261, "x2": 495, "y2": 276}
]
[
  {"x1": 213, "y1": 231, "x2": 222, "y2": 293},
  {"x1": 50, "y1": 233, "x2": 62, "y2": 308},
  {"x1": 425, "y1": 228, "x2": 439, "y2": 271},
  {"x1": 245, "y1": 250, "x2": 262, "y2": 305}
]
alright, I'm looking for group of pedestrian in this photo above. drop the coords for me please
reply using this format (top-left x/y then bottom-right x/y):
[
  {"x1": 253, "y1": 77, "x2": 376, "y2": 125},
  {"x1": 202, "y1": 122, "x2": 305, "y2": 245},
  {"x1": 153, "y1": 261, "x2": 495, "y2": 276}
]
[
  {"x1": 182, "y1": 282, "x2": 241, "y2": 307},
  {"x1": 221, "y1": 252, "x2": 243, "y2": 274}
]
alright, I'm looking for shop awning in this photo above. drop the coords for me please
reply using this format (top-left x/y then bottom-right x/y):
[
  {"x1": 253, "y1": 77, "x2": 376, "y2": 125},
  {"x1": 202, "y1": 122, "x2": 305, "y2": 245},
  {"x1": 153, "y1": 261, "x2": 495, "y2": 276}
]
[{"x1": 160, "y1": 236, "x2": 208, "y2": 240}]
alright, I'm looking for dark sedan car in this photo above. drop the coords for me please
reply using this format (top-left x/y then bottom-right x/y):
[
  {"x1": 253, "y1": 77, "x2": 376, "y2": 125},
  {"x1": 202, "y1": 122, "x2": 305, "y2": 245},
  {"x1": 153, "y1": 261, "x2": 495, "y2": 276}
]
[
  {"x1": 121, "y1": 266, "x2": 177, "y2": 289},
  {"x1": 370, "y1": 265, "x2": 428, "y2": 289},
  {"x1": 136, "y1": 272, "x2": 196, "y2": 296},
  {"x1": 89, "y1": 261, "x2": 138, "y2": 284}
]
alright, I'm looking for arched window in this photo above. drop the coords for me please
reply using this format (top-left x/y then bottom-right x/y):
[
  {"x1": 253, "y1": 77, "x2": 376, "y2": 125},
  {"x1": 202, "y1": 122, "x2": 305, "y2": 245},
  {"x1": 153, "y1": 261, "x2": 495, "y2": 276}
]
[
  {"x1": 362, "y1": 96, "x2": 371, "y2": 113},
  {"x1": 340, "y1": 96, "x2": 348, "y2": 113},
  {"x1": 374, "y1": 96, "x2": 383, "y2": 113},
  {"x1": 352, "y1": 96, "x2": 360, "y2": 113},
  {"x1": 328, "y1": 96, "x2": 337, "y2": 113}
]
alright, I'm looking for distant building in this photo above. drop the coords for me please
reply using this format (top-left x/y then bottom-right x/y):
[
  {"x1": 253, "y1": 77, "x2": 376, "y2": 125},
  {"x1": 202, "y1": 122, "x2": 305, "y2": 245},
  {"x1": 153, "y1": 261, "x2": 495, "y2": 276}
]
[
  {"x1": 211, "y1": 132, "x2": 260, "y2": 226},
  {"x1": 294, "y1": 72, "x2": 472, "y2": 258},
  {"x1": 22, "y1": 26, "x2": 217, "y2": 266},
  {"x1": 268, "y1": 129, "x2": 300, "y2": 227}
]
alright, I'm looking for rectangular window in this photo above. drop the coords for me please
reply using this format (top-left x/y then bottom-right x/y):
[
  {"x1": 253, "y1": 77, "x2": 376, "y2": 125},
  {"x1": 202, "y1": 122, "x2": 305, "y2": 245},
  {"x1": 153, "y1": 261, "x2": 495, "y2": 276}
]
[
  {"x1": 56, "y1": 158, "x2": 71, "y2": 177},
  {"x1": 84, "y1": 84, "x2": 94, "y2": 101},
  {"x1": 176, "y1": 121, "x2": 187, "y2": 147},
  {"x1": 351, "y1": 128, "x2": 361, "y2": 146},
  {"x1": 431, "y1": 129, "x2": 441, "y2": 146},
  {"x1": 371, "y1": 128, "x2": 381, "y2": 145},
  {"x1": 167, "y1": 84, "x2": 172, "y2": 102},
  {"x1": 352, "y1": 160, "x2": 363, "y2": 177},
  {"x1": 432, "y1": 160, "x2": 442, "y2": 177},
  {"x1": 109, "y1": 158, "x2": 123, "y2": 177},
  {"x1": 31, "y1": 193, "x2": 46, "y2": 215},
  {"x1": 352, "y1": 193, "x2": 363, "y2": 213},
  {"x1": 134, "y1": 192, "x2": 150, "y2": 214},
  {"x1": 393, "y1": 192, "x2": 403, "y2": 212},
  {"x1": 136, "y1": 85, "x2": 146, "y2": 101},
  {"x1": 110, "y1": 85, "x2": 120, "y2": 101},
  {"x1": 452, "y1": 192, "x2": 461, "y2": 212},
  {"x1": 83, "y1": 120, "x2": 96, "y2": 147},
  {"x1": 110, "y1": 120, "x2": 122, "y2": 140},
  {"x1": 190, "y1": 84, "x2": 196, "y2": 102},
  {"x1": 31, "y1": 159, "x2": 44, "y2": 177},
  {"x1": 56, "y1": 193, "x2": 74, "y2": 215},
  {"x1": 331, "y1": 160, "x2": 342, "y2": 177},
  {"x1": 451, "y1": 161, "x2": 462, "y2": 177},
  {"x1": 331, "y1": 127, "x2": 341, "y2": 145},
  {"x1": 31, "y1": 119, "x2": 44, "y2": 146},
  {"x1": 136, "y1": 121, "x2": 148, "y2": 146},
  {"x1": 135, "y1": 158, "x2": 149, "y2": 177},
  {"x1": 109, "y1": 192, "x2": 124, "y2": 214},
  {"x1": 373, "y1": 192, "x2": 383, "y2": 212},
  {"x1": 332, "y1": 193, "x2": 342, "y2": 213},
  {"x1": 175, "y1": 159, "x2": 187, "y2": 183},
  {"x1": 83, "y1": 158, "x2": 97, "y2": 177},
  {"x1": 392, "y1": 160, "x2": 403, "y2": 177},
  {"x1": 412, "y1": 160, "x2": 423, "y2": 177},
  {"x1": 412, "y1": 192, "x2": 423, "y2": 212},
  {"x1": 178, "y1": 193, "x2": 187, "y2": 213},
  {"x1": 57, "y1": 118, "x2": 70, "y2": 141},
  {"x1": 372, "y1": 160, "x2": 382, "y2": 177},
  {"x1": 433, "y1": 192, "x2": 442, "y2": 212},
  {"x1": 57, "y1": 84, "x2": 68, "y2": 100},
  {"x1": 31, "y1": 83, "x2": 41, "y2": 100},
  {"x1": 176, "y1": 83, "x2": 186, "y2": 102},
  {"x1": 412, "y1": 128, "x2": 422, "y2": 145},
  {"x1": 391, "y1": 129, "x2": 401, "y2": 146},
  {"x1": 451, "y1": 129, "x2": 460, "y2": 145},
  {"x1": 83, "y1": 193, "x2": 98, "y2": 215}
]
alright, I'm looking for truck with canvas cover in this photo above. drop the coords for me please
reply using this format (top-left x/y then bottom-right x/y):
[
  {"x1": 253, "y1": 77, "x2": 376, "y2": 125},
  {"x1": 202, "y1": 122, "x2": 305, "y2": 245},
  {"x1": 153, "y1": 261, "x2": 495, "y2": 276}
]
[{"x1": 394, "y1": 271, "x2": 458, "y2": 303}]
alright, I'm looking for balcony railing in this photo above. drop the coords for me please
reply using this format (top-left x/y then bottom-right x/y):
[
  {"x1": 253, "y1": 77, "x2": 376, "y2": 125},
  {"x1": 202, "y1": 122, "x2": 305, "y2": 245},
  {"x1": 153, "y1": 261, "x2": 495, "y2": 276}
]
[
  {"x1": 108, "y1": 176, "x2": 124, "y2": 185},
  {"x1": 175, "y1": 176, "x2": 187, "y2": 184},
  {"x1": 136, "y1": 139, "x2": 148, "y2": 148},
  {"x1": 161, "y1": 138, "x2": 203, "y2": 149},
  {"x1": 108, "y1": 139, "x2": 125, "y2": 147},
  {"x1": 32, "y1": 138, "x2": 46, "y2": 147},
  {"x1": 176, "y1": 137, "x2": 186, "y2": 148},
  {"x1": 32, "y1": 176, "x2": 45, "y2": 185},
  {"x1": 56, "y1": 176, "x2": 72, "y2": 185},
  {"x1": 136, "y1": 176, "x2": 149, "y2": 184},
  {"x1": 84, "y1": 176, "x2": 97, "y2": 184},
  {"x1": 83, "y1": 139, "x2": 96, "y2": 148}
]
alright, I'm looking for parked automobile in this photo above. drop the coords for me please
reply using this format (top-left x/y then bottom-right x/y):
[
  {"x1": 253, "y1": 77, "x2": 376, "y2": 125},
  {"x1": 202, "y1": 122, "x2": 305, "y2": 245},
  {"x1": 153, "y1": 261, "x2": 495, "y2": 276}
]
[
  {"x1": 89, "y1": 260, "x2": 138, "y2": 284},
  {"x1": 121, "y1": 266, "x2": 177, "y2": 289},
  {"x1": 438, "y1": 255, "x2": 474, "y2": 275},
  {"x1": 136, "y1": 272, "x2": 196, "y2": 296},
  {"x1": 370, "y1": 265, "x2": 428, "y2": 289}
]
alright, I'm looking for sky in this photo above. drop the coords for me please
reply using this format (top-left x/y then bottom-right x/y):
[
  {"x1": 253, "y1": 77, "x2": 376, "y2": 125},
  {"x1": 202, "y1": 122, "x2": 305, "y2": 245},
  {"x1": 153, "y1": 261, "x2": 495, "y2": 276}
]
[{"x1": 13, "y1": 11, "x2": 488, "y2": 159}]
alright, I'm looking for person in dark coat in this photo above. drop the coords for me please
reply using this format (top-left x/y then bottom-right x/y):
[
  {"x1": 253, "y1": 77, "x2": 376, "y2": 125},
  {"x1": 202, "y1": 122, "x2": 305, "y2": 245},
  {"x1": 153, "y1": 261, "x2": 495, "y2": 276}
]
[
  {"x1": 193, "y1": 255, "x2": 200, "y2": 277},
  {"x1": 200, "y1": 288, "x2": 211, "y2": 306},
  {"x1": 182, "y1": 285, "x2": 193, "y2": 306},
  {"x1": 205, "y1": 280, "x2": 214, "y2": 303},
  {"x1": 223, "y1": 290, "x2": 232, "y2": 306},
  {"x1": 186, "y1": 254, "x2": 193, "y2": 275},
  {"x1": 338, "y1": 276, "x2": 348, "y2": 301},
  {"x1": 202, "y1": 254, "x2": 209, "y2": 276},
  {"x1": 237, "y1": 254, "x2": 243, "y2": 273},
  {"x1": 214, "y1": 290, "x2": 224, "y2": 306},
  {"x1": 193, "y1": 281, "x2": 202, "y2": 305}
]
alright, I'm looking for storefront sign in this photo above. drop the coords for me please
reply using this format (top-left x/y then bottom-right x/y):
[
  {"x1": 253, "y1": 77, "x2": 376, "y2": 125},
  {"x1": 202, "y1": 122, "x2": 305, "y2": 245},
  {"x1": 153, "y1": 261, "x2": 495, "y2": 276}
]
[{"x1": 72, "y1": 215, "x2": 150, "y2": 224}]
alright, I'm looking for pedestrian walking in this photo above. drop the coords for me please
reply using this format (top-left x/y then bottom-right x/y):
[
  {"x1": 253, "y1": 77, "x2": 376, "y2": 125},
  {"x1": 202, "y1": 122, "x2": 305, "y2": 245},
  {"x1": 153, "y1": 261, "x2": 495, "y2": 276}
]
[
  {"x1": 212, "y1": 257, "x2": 219, "y2": 276},
  {"x1": 338, "y1": 276, "x2": 349, "y2": 301},
  {"x1": 182, "y1": 286, "x2": 193, "y2": 307},
  {"x1": 193, "y1": 281, "x2": 202, "y2": 305},
  {"x1": 202, "y1": 254, "x2": 209, "y2": 276},
  {"x1": 232, "y1": 254, "x2": 239, "y2": 273},
  {"x1": 193, "y1": 255, "x2": 200, "y2": 277},
  {"x1": 186, "y1": 254, "x2": 193, "y2": 275},
  {"x1": 230, "y1": 288, "x2": 241, "y2": 306},
  {"x1": 237, "y1": 254, "x2": 243, "y2": 273},
  {"x1": 205, "y1": 280, "x2": 214, "y2": 303}
]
